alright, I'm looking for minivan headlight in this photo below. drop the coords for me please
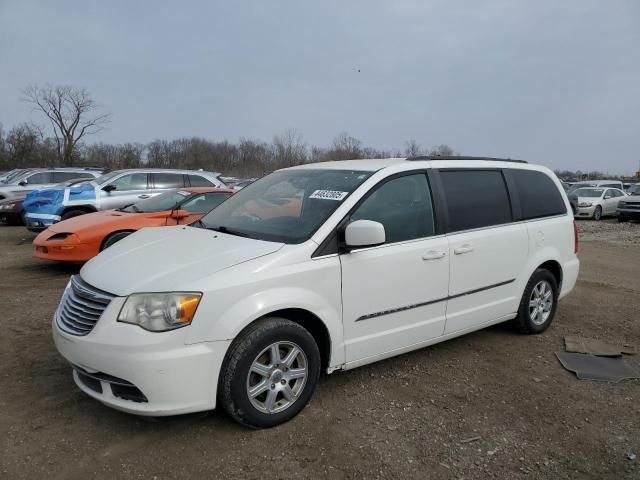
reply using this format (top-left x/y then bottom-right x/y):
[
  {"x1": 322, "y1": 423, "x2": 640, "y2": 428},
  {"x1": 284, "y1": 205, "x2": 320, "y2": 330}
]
[{"x1": 118, "y1": 293, "x2": 202, "y2": 332}]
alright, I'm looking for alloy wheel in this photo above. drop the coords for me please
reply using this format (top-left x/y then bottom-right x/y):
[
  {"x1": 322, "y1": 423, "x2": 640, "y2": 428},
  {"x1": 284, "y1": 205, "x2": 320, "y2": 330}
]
[
  {"x1": 528, "y1": 280, "x2": 553, "y2": 326},
  {"x1": 246, "y1": 341, "x2": 308, "y2": 414}
]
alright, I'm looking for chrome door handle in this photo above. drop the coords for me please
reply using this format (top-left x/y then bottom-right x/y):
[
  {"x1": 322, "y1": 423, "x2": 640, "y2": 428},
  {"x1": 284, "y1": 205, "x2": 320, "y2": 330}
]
[
  {"x1": 453, "y1": 244, "x2": 474, "y2": 255},
  {"x1": 422, "y1": 251, "x2": 446, "y2": 260},
  {"x1": 138, "y1": 194, "x2": 150, "y2": 199}
]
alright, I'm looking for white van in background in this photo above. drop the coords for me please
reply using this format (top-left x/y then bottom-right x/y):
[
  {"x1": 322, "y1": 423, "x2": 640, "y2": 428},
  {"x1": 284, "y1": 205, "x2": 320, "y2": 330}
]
[{"x1": 51, "y1": 156, "x2": 579, "y2": 428}]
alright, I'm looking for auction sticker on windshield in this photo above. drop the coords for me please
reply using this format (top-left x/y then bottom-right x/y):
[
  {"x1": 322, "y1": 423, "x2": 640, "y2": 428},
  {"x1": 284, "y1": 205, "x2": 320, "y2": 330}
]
[{"x1": 309, "y1": 190, "x2": 349, "y2": 201}]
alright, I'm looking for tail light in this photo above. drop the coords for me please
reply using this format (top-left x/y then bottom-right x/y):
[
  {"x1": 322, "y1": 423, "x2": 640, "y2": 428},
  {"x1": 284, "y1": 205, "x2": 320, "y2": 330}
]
[{"x1": 573, "y1": 220, "x2": 579, "y2": 254}]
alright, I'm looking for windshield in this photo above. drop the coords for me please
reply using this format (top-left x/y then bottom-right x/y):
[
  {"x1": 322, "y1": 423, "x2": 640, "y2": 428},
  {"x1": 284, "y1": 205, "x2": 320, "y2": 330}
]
[
  {"x1": 120, "y1": 190, "x2": 192, "y2": 213},
  {"x1": 4, "y1": 169, "x2": 34, "y2": 184},
  {"x1": 576, "y1": 188, "x2": 604, "y2": 198},
  {"x1": 1, "y1": 169, "x2": 24, "y2": 183},
  {"x1": 628, "y1": 185, "x2": 640, "y2": 195},
  {"x1": 200, "y1": 169, "x2": 372, "y2": 243}
]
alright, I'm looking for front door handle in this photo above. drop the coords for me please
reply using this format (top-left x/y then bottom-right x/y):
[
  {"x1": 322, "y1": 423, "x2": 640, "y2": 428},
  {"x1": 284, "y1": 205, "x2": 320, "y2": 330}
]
[
  {"x1": 138, "y1": 194, "x2": 151, "y2": 199},
  {"x1": 453, "y1": 244, "x2": 474, "y2": 255},
  {"x1": 422, "y1": 251, "x2": 446, "y2": 261}
]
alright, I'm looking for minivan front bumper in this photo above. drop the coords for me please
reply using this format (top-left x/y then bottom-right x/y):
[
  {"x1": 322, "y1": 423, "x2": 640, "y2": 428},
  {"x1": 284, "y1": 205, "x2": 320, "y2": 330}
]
[{"x1": 52, "y1": 316, "x2": 231, "y2": 416}]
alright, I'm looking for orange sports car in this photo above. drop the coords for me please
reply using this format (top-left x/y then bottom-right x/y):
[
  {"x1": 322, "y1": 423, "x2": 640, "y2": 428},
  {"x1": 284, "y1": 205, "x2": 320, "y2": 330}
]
[{"x1": 33, "y1": 187, "x2": 234, "y2": 263}]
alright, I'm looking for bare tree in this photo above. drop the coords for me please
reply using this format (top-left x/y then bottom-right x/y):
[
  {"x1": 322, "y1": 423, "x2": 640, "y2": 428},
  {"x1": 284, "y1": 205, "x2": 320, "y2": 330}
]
[
  {"x1": 21, "y1": 84, "x2": 110, "y2": 166},
  {"x1": 6, "y1": 123, "x2": 45, "y2": 166},
  {"x1": 428, "y1": 144, "x2": 456, "y2": 156},
  {"x1": 404, "y1": 139, "x2": 422, "y2": 157},
  {"x1": 272, "y1": 128, "x2": 307, "y2": 167},
  {"x1": 328, "y1": 132, "x2": 362, "y2": 160}
]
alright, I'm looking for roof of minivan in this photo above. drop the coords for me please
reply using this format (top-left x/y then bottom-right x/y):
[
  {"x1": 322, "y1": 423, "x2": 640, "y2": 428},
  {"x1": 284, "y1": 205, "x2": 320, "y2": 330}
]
[{"x1": 289, "y1": 156, "x2": 528, "y2": 172}]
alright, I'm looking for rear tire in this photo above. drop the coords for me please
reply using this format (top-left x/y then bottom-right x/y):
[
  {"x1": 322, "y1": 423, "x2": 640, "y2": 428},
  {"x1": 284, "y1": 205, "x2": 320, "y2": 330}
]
[
  {"x1": 101, "y1": 231, "x2": 133, "y2": 251},
  {"x1": 219, "y1": 317, "x2": 321, "y2": 428},
  {"x1": 61, "y1": 209, "x2": 87, "y2": 221},
  {"x1": 592, "y1": 206, "x2": 602, "y2": 221},
  {"x1": 512, "y1": 269, "x2": 559, "y2": 334}
]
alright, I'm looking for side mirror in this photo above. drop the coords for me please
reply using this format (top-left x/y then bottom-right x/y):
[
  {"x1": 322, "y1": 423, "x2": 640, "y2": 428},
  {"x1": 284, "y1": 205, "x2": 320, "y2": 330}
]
[
  {"x1": 102, "y1": 184, "x2": 116, "y2": 192},
  {"x1": 18, "y1": 180, "x2": 27, "y2": 186},
  {"x1": 170, "y1": 209, "x2": 190, "y2": 220},
  {"x1": 344, "y1": 220, "x2": 385, "y2": 249}
]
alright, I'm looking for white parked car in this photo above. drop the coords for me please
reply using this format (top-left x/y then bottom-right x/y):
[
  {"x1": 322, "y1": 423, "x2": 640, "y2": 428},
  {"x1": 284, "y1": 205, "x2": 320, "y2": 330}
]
[
  {"x1": 52, "y1": 156, "x2": 579, "y2": 427},
  {"x1": 572, "y1": 187, "x2": 627, "y2": 220}
]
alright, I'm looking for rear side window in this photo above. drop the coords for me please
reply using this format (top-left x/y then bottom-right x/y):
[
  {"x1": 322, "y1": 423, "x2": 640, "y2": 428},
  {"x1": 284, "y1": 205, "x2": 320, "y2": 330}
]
[
  {"x1": 187, "y1": 174, "x2": 215, "y2": 187},
  {"x1": 510, "y1": 170, "x2": 566, "y2": 220},
  {"x1": 440, "y1": 170, "x2": 511, "y2": 232},
  {"x1": 351, "y1": 174, "x2": 435, "y2": 243},
  {"x1": 152, "y1": 173, "x2": 185, "y2": 189}
]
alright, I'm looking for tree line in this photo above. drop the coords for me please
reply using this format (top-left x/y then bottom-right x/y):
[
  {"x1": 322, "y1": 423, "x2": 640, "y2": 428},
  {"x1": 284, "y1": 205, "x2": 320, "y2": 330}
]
[{"x1": 0, "y1": 123, "x2": 456, "y2": 177}]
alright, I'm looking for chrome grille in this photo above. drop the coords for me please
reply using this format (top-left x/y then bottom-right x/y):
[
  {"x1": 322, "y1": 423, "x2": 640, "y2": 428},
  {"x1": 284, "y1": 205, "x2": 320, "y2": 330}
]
[{"x1": 56, "y1": 276, "x2": 115, "y2": 336}]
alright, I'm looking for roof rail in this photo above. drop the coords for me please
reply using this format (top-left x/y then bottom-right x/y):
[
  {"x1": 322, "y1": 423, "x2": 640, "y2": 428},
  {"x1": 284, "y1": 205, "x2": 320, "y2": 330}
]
[{"x1": 406, "y1": 155, "x2": 528, "y2": 164}]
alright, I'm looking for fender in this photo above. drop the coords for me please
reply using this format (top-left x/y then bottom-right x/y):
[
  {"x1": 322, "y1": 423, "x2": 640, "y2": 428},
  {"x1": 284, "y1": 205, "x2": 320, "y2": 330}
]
[
  {"x1": 185, "y1": 286, "x2": 345, "y2": 367},
  {"x1": 514, "y1": 245, "x2": 563, "y2": 311}
]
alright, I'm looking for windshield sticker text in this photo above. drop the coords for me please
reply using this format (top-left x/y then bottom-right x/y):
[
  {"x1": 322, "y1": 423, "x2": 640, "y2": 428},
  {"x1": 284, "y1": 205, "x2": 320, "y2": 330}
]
[{"x1": 309, "y1": 190, "x2": 348, "y2": 201}]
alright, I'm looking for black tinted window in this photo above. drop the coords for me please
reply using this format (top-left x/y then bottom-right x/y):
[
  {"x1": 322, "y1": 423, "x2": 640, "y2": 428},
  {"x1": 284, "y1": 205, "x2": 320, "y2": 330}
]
[
  {"x1": 351, "y1": 174, "x2": 435, "y2": 243},
  {"x1": 188, "y1": 174, "x2": 215, "y2": 187},
  {"x1": 441, "y1": 170, "x2": 511, "y2": 232},
  {"x1": 510, "y1": 169, "x2": 566, "y2": 220},
  {"x1": 152, "y1": 173, "x2": 185, "y2": 188}
]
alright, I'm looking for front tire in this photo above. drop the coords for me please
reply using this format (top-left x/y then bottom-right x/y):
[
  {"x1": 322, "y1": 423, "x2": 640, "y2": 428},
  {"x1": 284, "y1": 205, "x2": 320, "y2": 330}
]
[
  {"x1": 592, "y1": 206, "x2": 602, "y2": 221},
  {"x1": 219, "y1": 317, "x2": 321, "y2": 428},
  {"x1": 512, "y1": 269, "x2": 559, "y2": 334}
]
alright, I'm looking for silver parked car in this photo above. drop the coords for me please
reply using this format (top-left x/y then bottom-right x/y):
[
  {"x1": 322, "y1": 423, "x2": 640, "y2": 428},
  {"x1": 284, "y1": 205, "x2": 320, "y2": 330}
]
[
  {"x1": 23, "y1": 168, "x2": 226, "y2": 231},
  {"x1": 0, "y1": 167, "x2": 104, "y2": 200}
]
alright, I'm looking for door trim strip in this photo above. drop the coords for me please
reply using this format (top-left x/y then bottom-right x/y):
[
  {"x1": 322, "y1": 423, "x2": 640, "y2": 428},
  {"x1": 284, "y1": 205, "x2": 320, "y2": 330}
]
[{"x1": 355, "y1": 278, "x2": 516, "y2": 322}]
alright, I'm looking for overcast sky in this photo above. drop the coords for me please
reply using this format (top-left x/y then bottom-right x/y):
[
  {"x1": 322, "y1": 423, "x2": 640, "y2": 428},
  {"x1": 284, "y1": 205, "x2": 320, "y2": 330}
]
[{"x1": 1, "y1": 1, "x2": 639, "y2": 174}]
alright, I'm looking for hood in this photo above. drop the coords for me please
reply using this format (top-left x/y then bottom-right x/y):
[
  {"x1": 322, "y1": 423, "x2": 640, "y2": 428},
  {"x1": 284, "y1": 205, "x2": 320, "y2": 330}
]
[
  {"x1": 24, "y1": 188, "x2": 64, "y2": 210},
  {"x1": 80, "y1": 226, "x2": 284, "y2": 295},
  {"x1": 48, "y1": 209, "x2": 139, "y2": 234}
]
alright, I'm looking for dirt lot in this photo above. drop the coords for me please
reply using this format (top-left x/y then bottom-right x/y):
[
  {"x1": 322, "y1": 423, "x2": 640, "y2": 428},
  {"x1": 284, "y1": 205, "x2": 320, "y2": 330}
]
[{"x1": 1, "y1": 220, "x2": 639, "y2": 479}]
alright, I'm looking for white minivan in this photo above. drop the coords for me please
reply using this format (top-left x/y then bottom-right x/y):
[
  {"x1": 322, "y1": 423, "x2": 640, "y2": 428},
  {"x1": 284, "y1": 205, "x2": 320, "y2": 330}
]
[{"x1": 52, "y1": 157, "x2": 579, "y2": 427}]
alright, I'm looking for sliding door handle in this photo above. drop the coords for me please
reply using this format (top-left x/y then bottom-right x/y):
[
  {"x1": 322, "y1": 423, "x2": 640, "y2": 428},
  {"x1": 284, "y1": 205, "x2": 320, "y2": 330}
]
[
  {"x1": 422, "y1": 251, "x2": 446, "y2": 261},
  {"x1": 453, "y1": 244, "x2": 474, "y2": 255}
]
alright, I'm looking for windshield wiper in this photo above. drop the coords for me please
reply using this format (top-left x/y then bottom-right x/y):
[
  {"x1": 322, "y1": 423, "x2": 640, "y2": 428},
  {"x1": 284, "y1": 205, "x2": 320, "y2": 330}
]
[{"x1": 208, "y1": 225, "x2": 252, "y2": 238}]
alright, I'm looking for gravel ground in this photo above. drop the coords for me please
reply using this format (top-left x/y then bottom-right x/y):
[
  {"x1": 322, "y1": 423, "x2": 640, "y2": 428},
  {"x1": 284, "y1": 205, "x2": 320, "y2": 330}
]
[
  {"x1": 0, "y1": 222, "x2": 639, "y2": 479},
  {"x1": 576, "y1": 217, "x2": 640, "y2": 245}
]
